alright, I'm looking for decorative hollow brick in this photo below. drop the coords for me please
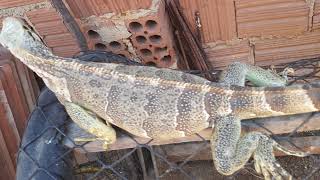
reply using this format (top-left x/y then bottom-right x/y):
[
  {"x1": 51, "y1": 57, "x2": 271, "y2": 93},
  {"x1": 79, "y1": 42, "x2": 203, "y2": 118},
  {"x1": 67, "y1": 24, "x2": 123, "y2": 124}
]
[{"x1": 126, "y1": 1, "x2": 177, "y2": 68}]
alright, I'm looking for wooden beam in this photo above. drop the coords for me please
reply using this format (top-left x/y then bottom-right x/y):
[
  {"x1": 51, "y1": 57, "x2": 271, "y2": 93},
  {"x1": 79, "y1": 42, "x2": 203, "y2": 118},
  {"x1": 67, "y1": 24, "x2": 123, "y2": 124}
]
[
  {"x1": 152, "y1": 136, "x2": 320, "y2": 163},
  {"x1": 63, "y1": 112, "x2": 320, "y2": 153},
  {"x1": 0, "y1": 127, "x2": 15, "y2": 180}
]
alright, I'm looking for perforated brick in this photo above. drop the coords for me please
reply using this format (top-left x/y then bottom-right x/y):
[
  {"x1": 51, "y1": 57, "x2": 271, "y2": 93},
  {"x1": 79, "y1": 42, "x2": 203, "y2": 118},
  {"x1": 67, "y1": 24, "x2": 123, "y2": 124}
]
[
  {"x1": 126, "y1": 1, "x2": 177, "y2": 68},
  {"x1": 82, "y1": 25, "x2": 132, "y2": 59}
]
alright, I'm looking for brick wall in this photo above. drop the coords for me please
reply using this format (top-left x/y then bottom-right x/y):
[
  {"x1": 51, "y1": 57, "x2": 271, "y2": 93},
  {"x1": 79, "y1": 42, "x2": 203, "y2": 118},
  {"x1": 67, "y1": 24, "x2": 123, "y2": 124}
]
[
  {"x1": 180, "y1": 0, "x2": 320, "y2": 68},
  {"x1": 1, "y1": 0, "x2": 319, "y2": 69}
]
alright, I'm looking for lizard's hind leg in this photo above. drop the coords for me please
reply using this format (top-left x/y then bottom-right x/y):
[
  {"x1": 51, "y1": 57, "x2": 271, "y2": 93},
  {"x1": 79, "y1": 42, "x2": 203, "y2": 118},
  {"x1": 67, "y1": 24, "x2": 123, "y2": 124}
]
[
  {"x1": 213, "y1": 62, "x2": 305, "y2": 179},
  {"x1": 212, "y1": 115, "x2": 298, "y2": 180},
  {"x1": 64, "y1": 102, "x2": 116, "y2": 149}
]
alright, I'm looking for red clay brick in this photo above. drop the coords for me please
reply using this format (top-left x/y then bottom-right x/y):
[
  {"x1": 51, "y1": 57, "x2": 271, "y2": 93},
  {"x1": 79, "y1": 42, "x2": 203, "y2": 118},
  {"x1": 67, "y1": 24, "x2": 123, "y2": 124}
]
[
  {"x1": 314, "y1": 0, "x2": 320, "y2": 29},
  {"x1": 205, "y1": 41, "x2": 252, "y2": 68},
  {"x1": 235, "y1": 0, "x2": 309, "y2": 38},
  {"x1": 0, "y1": 0, "x2": 43, "y2": 9},
  {"x1": 44, "y1": 33, "x2": 78, "y2": 48},
  {"x1": 33, "y1": 21, "x2": 69, "y2": 36},
  {"x1": 52, "y1": 45, "x2": 81, "y2": 57},
  {"x1": 26, "y1": 6, "x2": 80, "y2": 56},
  {"x1": 26, "y1": 8, "x2": 61, "y2": 24},
  {"x1": 64, "y1": 0, "x2": 152, "y2": 18},
  {"x1": 180, "y1": 0, "x2": 237, "y2": 43},
  {"x1": 126, "y1": 1, "x2": 176, "y2": 68},
  {"x1": 254, "y1": 31, "x2": 320, "y2": 66}
]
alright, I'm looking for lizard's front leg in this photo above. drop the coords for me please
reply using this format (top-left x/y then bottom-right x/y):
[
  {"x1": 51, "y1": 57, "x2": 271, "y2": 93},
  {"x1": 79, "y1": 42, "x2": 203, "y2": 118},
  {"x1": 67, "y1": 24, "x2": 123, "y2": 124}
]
[
  {"x1": 64, "y1": 102, "x2": 116, "y2": 149},
  {"x1": 219, "y1": 62, "x2": 287, "y2": 87}
]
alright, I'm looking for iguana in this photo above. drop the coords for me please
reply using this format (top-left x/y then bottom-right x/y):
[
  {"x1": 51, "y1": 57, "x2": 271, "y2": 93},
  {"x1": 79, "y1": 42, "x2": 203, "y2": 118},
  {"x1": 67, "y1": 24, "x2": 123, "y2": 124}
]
[{"x1": 1, "y1": 17, "x2": 319, "y2": 180}]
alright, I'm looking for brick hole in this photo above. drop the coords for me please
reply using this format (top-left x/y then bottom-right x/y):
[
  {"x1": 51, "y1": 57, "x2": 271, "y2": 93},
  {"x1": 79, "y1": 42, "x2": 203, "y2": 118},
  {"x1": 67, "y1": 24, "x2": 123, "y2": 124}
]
[
  {"x1": 144, "y1": 31, "x2": 148, "y2": 34},
  {"x1": 129, "y1": 22, "x2": 143, "y2": 32},
  {"x1": 140, "y1": 49, "x2": 152, "y2": 57},
  {"x1": 94, "y1": 43, "x2": 107, "y2": 50},
  {"x1": 153, "y1": 57, "x2": 158, "y2": 60},
  {"x1": 149, "y1": 45, "x2": 152, "y2": 48},
  {"x1": 149, "y1": 35, "x2": 162, "y2": 44},
  {"x1": 135, "y1": 36, "x2": 147, "y2": 44},
  {"x1": 145, "y1": 20, "x2": 158, "y2": 30},
  {"x1": 161, "y1": 55, "x2": 171, "y2": 63},
  {"x1": 145, "y1": 61, "x2": 157, "y2": 67},
  {"x1": 87, "y1": 30, "x2": 100, "y2": 39},
  {"x1": 109, "y1": 41, "x2": 122, "y2": 49}
]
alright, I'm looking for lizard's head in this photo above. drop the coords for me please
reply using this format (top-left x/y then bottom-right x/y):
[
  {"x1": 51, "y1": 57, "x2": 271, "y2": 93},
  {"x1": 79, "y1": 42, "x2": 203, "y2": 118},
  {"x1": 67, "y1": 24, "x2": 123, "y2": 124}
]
[
  {"x1": 0, "y1": 17, "x2": 43, "y2": 52},
  {"x1": 0, "y1": 17, "x2": 71, "y2": 101}
]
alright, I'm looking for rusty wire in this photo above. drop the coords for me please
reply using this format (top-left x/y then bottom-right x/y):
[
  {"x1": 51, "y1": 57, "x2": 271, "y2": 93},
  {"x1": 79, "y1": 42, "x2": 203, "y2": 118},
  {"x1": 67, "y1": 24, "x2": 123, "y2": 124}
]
[{"x1": 17, "y1": 52, "x2": 320, "y2": 180}]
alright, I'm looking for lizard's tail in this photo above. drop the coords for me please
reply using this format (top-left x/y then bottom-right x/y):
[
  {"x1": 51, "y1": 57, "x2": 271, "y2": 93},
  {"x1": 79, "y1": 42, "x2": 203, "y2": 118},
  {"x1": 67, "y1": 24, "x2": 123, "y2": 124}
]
[{"x1": 231, "y1": 82, "x2": 320, "y2": 119}]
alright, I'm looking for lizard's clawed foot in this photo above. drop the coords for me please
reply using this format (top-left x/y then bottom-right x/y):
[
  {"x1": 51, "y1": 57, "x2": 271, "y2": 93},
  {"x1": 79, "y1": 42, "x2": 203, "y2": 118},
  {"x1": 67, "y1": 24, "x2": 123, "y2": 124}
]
[
  {"x1": 73, "y1": 128, "x2": 116, "y2": 150},
  {"x1": 253, "y1": 135, "x2": 307, "y2": 180},
  {"x1": 90, "y1": 127, "x2": 116, "y2": 150},
  {"x1": 64, "y1": 102, "x2": 117, "y2": 151},
  {"x1": 254, "y1": 152, "x2": 292, "y2": 180}
]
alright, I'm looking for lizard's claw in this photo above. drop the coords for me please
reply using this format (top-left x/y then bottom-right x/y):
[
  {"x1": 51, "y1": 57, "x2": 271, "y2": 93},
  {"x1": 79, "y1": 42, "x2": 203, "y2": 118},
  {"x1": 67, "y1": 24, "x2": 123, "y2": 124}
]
[
  {"x1": 253, "y1": 135, "x2": 293, "y2": 180},
  {"x1": 279, "y1": 67, "x2": 295, "y2": 82}
]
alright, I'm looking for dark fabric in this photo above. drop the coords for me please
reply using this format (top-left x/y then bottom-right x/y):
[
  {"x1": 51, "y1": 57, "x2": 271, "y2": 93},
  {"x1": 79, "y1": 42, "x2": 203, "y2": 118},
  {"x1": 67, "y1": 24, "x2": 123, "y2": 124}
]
[{"x1": 16, "y1": 88, "x2": 73, "y2": 180}]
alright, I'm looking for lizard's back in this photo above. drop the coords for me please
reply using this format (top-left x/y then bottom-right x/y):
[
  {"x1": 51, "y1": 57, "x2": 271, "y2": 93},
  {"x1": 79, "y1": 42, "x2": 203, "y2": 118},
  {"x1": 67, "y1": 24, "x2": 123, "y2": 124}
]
[
  {"x1": 57, "y1": 60, "x2": 320, "y2": 140},
  {"x1": 64, "y1": 62, "x2": 225, "y2": 139}
]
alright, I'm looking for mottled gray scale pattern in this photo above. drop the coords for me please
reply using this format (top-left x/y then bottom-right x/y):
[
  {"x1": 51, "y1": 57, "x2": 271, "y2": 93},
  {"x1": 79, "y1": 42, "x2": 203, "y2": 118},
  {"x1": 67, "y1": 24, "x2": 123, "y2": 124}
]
[
  {"x1": 219, "y1": 62, "x2": 247, "y2": 86},
  {"x1": 154, "y1": 69, "x2": 183, "y2": 81},
  {"x1": 144, "y1": 92, "x2": 159, "y2": 115},
  {"x1": 229, "y1": 89, "x2": 272, "y2": 118},
  {"x1": 67, "y1": 77, "x2": 83, "y2": 101},
  {"x1": 304, "y1": 83, "x2": 320, "y2": 110},
  {"x1": 230, "y1": 94, "x2": 254, "y2": 111},
  {"x1": 134, "y1": 78, "x2": 148, "y2": 88},
  {"x1": 176, "y1": 87, "x2": 209, "y2": 135},
  {"x1": 181, "y1": 73, "x2": 202, "y2": 84},
  {"x1": 106, "y1": 86, "x2": 125, "y2": 127},
  {"x1": 101, "y1": 73, "x2": 112, "y2": 80},
  {"x1": 204, "y1": 92, "x2": 231, "y2": 126},
  {"x1": 115, "y1": 64, "x2": 210, "y2": 85},
  {"x1": 140, "y1": 84, "x2": 185, "y2": 139},
  {"x1": 204, "y1": 92, "x2": 230, "y2": 115},
  {"x1": 78, "y1": 68, "x2": 92, "y2": 76},
  {"x1": 106, "y1": 81, "x2": 154, "y2": 137},
  {"x1": 89, "y1": 79, "x2": 101, "y2": 87},
  {"x1": 117, "y1": 74, "x2": 129, "y2": 84},
  {"x1": 66, "y1": 73, "x2": 111, "y2": 121},
  {"x1": 264, "y1": 91, "x2": 302, "y2": 113},
  {"x1": 114, "y1": 65, "x2": 139, "y2": 75},
  {"x1": 212, "y1": 115, "x2": 240, "y2": 173}
]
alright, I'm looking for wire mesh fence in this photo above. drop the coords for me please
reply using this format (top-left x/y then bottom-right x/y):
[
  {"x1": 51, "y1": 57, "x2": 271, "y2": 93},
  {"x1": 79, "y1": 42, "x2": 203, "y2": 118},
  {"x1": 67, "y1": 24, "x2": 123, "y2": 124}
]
[{"x1": 16, "y1": 52, "x2": 320, "y2": 180}]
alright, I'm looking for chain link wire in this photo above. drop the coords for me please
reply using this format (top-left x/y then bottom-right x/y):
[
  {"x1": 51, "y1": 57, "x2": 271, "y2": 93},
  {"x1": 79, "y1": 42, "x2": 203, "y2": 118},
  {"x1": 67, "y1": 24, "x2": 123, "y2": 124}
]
[{"x1": 16, "y1": 52, "x2": 320, "y2": 180}]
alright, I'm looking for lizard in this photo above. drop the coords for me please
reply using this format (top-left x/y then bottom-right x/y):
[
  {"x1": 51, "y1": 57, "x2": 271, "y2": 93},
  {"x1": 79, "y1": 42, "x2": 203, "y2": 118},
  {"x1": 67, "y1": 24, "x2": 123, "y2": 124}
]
[{"x1": 1, "y1": 17, "x2": 319, "y2": 180}]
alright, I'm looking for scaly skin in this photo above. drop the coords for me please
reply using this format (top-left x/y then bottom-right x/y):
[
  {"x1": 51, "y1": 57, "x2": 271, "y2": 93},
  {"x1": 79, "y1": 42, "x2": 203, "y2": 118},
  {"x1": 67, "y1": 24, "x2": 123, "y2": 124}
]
[
  {"x1": 214, "y1": 63, "x2": 306, "y2": 179},
  {"x1": 1, "y1": 17, "x2": 320, "y2": 180}
]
